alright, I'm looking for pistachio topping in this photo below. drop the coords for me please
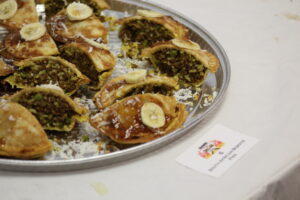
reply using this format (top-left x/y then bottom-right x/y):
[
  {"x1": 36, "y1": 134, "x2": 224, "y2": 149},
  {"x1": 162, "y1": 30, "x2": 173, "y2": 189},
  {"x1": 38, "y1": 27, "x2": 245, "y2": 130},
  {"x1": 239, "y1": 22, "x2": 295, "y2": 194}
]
[
  {"x1": 60, "y1": 45, "x2": 101, "y2": 88},
  {"x1": 16, "y1": 92, "x2": 76, "y2": 129},
  {"x1": 152, "y1": 48, "x2": 208, "y2": 85},
  {"x1": 12, "y1": 58, "x2": 82, "y2": 94},
  {"x1": 119, "y1": 19, "x2": 174, "y2": 48},
  {"x1": 44, "y1": 0, "x2": 66, "y2": 18},
  {"x1": 122, "y1": 84, "x2": 174, "y2": 99}
]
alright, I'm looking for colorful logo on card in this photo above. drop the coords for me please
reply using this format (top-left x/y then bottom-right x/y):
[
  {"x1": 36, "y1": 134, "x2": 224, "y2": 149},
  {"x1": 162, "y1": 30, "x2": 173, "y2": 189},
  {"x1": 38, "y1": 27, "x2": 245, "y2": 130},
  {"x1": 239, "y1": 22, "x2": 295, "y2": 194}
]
[{"x1": 198, "y1": 140, "x2": 224, "y2": 159}]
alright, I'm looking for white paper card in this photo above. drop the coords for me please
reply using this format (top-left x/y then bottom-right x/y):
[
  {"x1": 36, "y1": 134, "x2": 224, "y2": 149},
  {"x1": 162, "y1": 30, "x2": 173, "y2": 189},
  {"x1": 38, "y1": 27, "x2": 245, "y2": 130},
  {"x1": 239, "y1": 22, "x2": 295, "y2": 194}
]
[{"x1": 176, "y1": 124, "x2": 259, "y2": 177}]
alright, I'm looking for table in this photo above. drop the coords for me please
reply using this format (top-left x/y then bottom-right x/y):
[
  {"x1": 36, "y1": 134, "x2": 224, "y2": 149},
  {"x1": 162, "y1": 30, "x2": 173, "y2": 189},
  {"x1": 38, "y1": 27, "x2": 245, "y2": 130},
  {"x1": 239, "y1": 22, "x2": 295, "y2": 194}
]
[{"x1": 1, "y1": 0, "x2": 300, "y2": 199}]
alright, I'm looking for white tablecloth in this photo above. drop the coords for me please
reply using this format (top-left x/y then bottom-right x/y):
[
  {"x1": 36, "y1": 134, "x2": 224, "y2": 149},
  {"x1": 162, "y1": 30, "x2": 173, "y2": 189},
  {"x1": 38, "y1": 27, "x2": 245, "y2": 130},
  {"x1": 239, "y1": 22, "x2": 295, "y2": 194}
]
[{"x1": 1, "y1": 0, "x2": 300, "y2": 199}]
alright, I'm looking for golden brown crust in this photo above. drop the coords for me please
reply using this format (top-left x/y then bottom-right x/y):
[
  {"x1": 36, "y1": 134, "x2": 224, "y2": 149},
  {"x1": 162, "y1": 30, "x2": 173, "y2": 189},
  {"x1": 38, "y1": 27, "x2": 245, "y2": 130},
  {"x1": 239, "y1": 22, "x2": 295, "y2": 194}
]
[
  {"x1": 118, "y1": 15, "x2": 189, "y2": 40},
  {"x1": 9, "y1": 87, "x2": 88, "y2": 131},
  {"x1": 97, "y1": 69, "x2": 113, "y2": 90},
  {"x1": 1, "y1": 31, "x2": 59, "y2": 60},
  {"x1": 0, "y1": 59, "x2": 14, "y2": 76},
  {"x1": 202, "y1": 51, "x2": 220, "y2": 73},
  {"x1": 142, "y1": 39, "x2": 220, "y2": 73},
  {"x1": 47, "y1": 10, "x2": 108, "y2": 43},
  {"x1": 93, "y1": 74, "x2": 178, "y2": 110},
  {"x1": 0, "y1": 0, "x2": 39, "y2": 30},
  {"x1": 5, "y1": 56, "x2": 90, "y2": 95},
  {"x1": 0, "y1": 102, "x2": 52, "y2": 158},
  {"x1": 92, "y1": 0, "x2": 110, "y2": 10},
  {"x1": 90, "y1": 93, "x2": 187, "y2": 144}
]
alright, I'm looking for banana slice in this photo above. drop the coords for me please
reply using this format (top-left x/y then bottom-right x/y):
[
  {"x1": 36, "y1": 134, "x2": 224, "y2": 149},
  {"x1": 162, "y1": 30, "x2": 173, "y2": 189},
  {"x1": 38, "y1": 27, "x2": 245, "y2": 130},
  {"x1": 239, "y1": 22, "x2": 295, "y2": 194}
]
[
  {"x1": 137, "y1": 9, "x2": 164, "y2": 18},
  {"x1": 171, "y1": 39, "x2": 201, "y2": 50},
  {"x1": 20, "y1": 23, "x2": 46, "y2": 41},
  {"x1": 66, "y1": 2, "x2": 93, "y2": 21},
  {"x1": 141, "y1": 102, "x2": 165, "y2": 128},
  {"x1": 0, "y1": 0, "x2": 17, "y2": 20},
  {"x1": 124, "y1": 69, "x2": 147, "y2": 84}
]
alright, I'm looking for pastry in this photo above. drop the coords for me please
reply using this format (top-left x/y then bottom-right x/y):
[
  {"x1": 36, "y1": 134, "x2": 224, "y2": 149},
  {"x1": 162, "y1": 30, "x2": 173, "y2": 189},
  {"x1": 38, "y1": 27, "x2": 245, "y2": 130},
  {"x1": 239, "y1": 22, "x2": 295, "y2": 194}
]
[
  {"x1": 44, "y1": 0, "x2": 110, "y2": 18},
  {"x1": 94, "y1": 70, "x2": 178, "y2": 110},
  {"x1": 0, "y1": 0, "x2": 39, "y2": 30},
  {"x1": 47, "y1": 7, "x2": 108, "y2": 43},
  {"x1": 90, "y1": 93, "x2": 187, "y2": 144},
  {"x1": 142, "y1": 39, "x2": 219, "y2": 86},
  {"x1": 118, "y1": 9, "x2": 189, "y2": 51},
  {"x1": 60, "y1": 42, "x2": 115, "y2": 90},
  {"x1": 0, "y1": 102, "x2": 52, "y2": 158},
  {"x1": 5, "y1": 56, "x2": 90, "y2": 95},
  {"x1": 0, "y1": 23, "x2": 59, "y2": 60},
  {"x1": 10, "y1": 87, "x2": 87, "y2": 131},
  {"x1": 0, "y1": 59, "x2": 14, "y2": 76}
]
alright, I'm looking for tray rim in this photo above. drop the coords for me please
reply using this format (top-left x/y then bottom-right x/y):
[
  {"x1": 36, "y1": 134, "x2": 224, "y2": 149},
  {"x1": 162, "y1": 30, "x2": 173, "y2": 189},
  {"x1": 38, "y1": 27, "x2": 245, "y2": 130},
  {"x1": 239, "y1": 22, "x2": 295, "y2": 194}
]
[{"x1": 0, "y1": 0, "x2": 231, "y2": 172}]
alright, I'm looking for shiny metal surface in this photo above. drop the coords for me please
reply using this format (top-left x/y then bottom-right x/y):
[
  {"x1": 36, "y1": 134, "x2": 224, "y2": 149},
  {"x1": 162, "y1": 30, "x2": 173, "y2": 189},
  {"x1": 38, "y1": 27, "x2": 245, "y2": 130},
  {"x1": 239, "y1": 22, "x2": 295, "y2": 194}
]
[{"x1": 0, "y1": 0, "x2": 230, "y2": 172}]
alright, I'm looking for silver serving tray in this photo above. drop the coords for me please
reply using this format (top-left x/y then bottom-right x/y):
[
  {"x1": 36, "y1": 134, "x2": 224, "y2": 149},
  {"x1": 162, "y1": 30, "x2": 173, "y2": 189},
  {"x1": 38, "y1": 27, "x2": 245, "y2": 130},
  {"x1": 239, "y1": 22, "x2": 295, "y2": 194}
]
[{"x1": 0, "y1": 0, "x2": 230, "y2": 172}]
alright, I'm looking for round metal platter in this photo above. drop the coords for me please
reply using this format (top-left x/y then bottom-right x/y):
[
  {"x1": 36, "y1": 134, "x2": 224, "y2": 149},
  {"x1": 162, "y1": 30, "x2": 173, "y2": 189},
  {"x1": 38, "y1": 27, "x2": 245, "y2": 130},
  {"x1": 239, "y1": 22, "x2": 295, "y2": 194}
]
[{"x1": 0, "y1": 0, "x2": 230, "y2": 172}]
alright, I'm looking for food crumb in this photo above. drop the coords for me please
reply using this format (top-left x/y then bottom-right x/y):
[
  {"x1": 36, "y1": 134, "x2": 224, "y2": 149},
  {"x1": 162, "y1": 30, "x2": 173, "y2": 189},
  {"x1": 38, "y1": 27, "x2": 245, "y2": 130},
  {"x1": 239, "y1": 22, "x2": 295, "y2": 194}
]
[
  {"x1": 81, "y1": 135, "x2": 90, "y2": 142},
  {"x1": 90, "y1": 183, "x2": 109, "y2": 195},
  {"x1": 8, "y1": 115, "x2": 15, "y2": 121}
]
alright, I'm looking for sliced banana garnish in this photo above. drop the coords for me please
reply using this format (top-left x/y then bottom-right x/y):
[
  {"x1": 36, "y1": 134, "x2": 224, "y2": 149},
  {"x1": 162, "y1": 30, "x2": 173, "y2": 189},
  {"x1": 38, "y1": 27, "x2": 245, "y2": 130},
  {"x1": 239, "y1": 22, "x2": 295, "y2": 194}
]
[
  {"x1": 137, "y1": 9, "x2": 164, "y2": 18},
  {"x1": 141, "y1": 102, "x2": 165, "y2": 128},
  {"x1": 78, "y1": 34, "x2": 109, "y2": 50},
  {"x1": 124, "y1": 69, "x2": 147, "y2": 84},
  {"x1": 171, "y1": 39, "x2": 201, "y2": 50},
  {"x1": 0, "y1": 0, "x2": 18, "y2": 20},
  {"x1": 66, "y1": 2, "x2": 93, "y2": 21},
  {"x1": 20, "y1": 23, "x2": 46, "y2": 41}
]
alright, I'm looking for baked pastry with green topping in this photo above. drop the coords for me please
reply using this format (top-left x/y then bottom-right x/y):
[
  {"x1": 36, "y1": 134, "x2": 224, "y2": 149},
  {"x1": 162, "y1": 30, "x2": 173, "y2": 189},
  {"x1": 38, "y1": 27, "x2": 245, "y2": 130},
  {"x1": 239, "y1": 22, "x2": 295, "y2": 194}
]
[
  {"x1": 0, "y1": 102, "x2": 52, "y2": 159},
  {"x1": 44, "y1": 0, "x2": 110, "y2": 18},
  {"x1": 60, "y1": 42, "x2": 116, "y2": 90},
  {"x1": 142, "y1": 39, "x2": 220, "y2": 86},
  {"x1": 90, "y1": 93, "x2": 187, "y2": 144},
  {"x1": 5, "y1": 56, "x2": 90, "y2": 95},
  {"x1": 94, "y1": 70, "x2": 178, "y2": 110},
  {"x1": 118, "y1": 9, "x2": 189, "y2": 56},
  {"x1": 10, "y1": 87, "x2": 87, "y2": 131}
]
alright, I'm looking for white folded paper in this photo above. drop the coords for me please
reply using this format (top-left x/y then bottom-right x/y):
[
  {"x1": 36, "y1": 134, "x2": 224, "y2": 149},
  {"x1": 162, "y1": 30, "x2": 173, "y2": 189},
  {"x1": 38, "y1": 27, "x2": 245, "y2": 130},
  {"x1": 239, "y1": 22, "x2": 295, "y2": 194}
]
[{"x1": 176, "y1": 124, "x2": 259, "y2": 177}]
